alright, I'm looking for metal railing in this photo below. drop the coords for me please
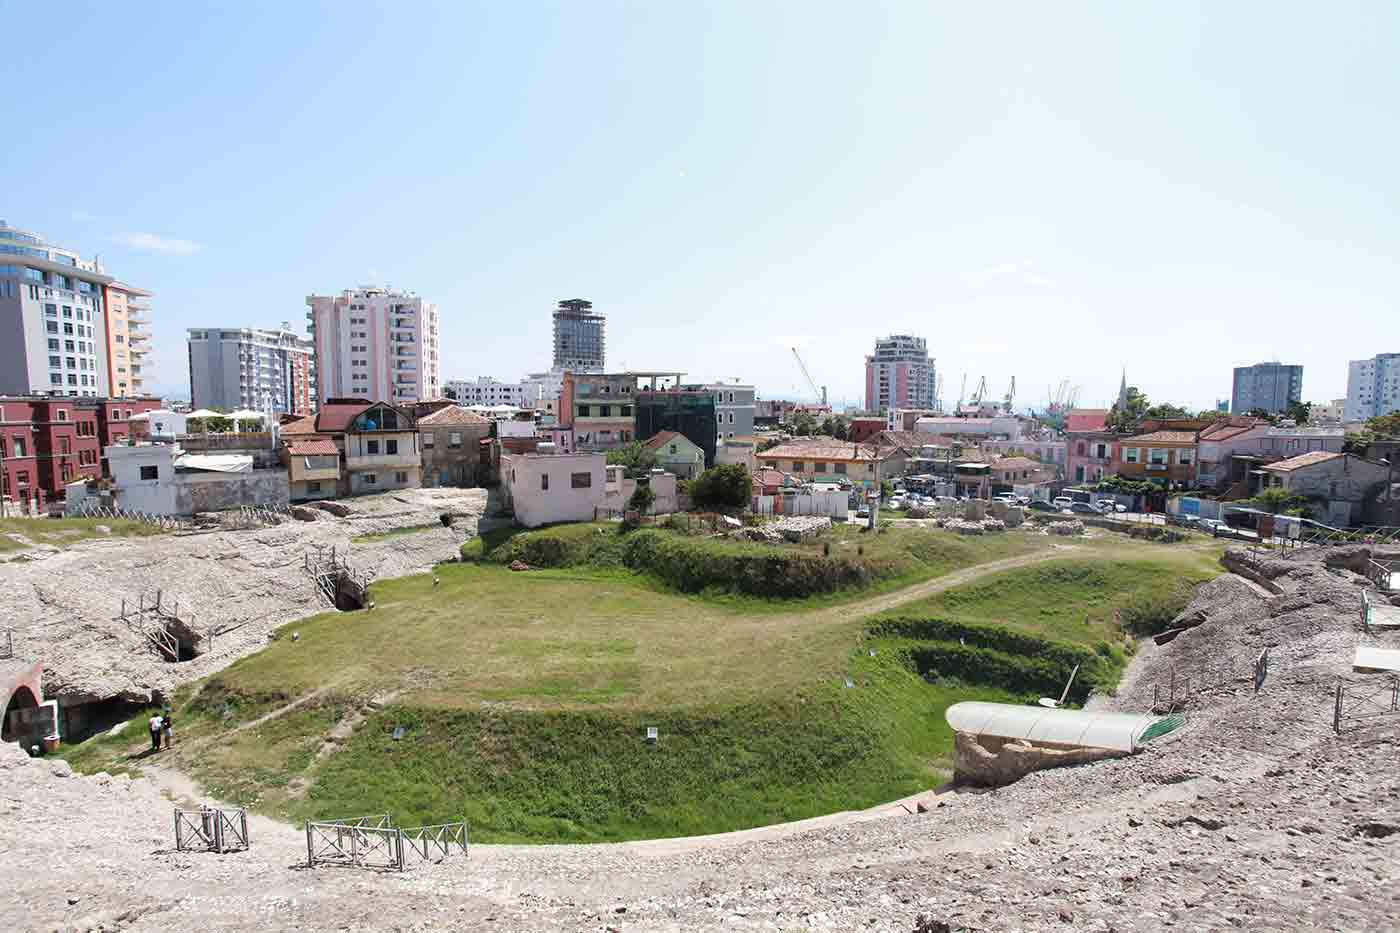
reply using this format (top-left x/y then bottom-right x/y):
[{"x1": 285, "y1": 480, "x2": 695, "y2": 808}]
[
  {"x1": 175, "y1": 806, "x2": 250, "y2": 853},
  {"x1": 1150, "y1": 648, "x2": 1271, "y2": 713},
  {"x1": 77, "y1": 502, "x2": 188, "y2": 531},
  {"x1": 1334, "y1": 676, "x2": 1400, "y2": 733},
  {"x1": 305, "y1": 815, "x2": 467, "y2": 871}
]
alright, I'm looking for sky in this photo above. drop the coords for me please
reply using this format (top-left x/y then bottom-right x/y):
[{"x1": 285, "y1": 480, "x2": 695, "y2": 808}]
[{"x1": 4, "y1": 1, "x2": 1399, "y2": 412}]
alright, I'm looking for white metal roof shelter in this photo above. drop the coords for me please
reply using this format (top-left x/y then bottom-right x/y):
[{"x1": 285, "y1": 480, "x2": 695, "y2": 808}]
[{"x1": 946, "y1": 701, "x2": 1167, "y2": 753}]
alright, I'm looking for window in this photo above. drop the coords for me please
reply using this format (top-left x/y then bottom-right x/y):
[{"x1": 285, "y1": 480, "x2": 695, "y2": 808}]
[
  {"x1": 386, "y1": 439, "x2": 398, "y2": 455},
  {"x1": 1123, "y1": 448, "x2": 1139, "y2": 464},
  {"x1": 46, "y1": 321, "x2": 58, "y2": 334},
  {"x1": 1149, "y1": 448, "x2": 1167, "y2": 465},
  {"x1": 449, "y1": 432, "x2": 462, "y2": 448},
  {"x1": 815, "y1": 462, "x2": 828, "y2": 472},
  {"x1": 62, "y1": 306, "x2": 72, "y2": 318},
  {"x1": 577, "y1": 404, "x2": 591, "y2": 417},
  {"x1": 15, "y1": 471, "x2": 28, "y2": 487},
  {"x1": 139, "y1": 465, "x2": 158, "y2": 481},
  {"x1": 307, "y1": 481, "x2": 322, "y2": 493},
  {"x1": 366, "y1": 440, "x2": 380, "y2": 454},
  {"x1": 63, "y1": 323, "x2": 73, "y2": 335},
  {"x1": 599, "y1": 405, "x2": 612, "y2": 417},
  {"x1": 364, "y1": 473, "x2": 378, "y2": 485},
  {"x1": 49, "y1": 355, "x2": 60, "y2": 367},
  {"x1": 668, "y1": 444, "x2": 677, "y2": 454},
  {"x1": 621, "y1": 405, "x2": 632, "y2": 417},
  {"x1": 45, "y1": 303, "x2": 57, "y2": 317},
  {"x1": 60, "y1": 438, "x2": 70, "y2": 455},
  {"x1": 12, "y1": 438, "x2": 24, "y2": 457},
  {"x1": 764, "y1": 460, "x2": 778, "y2": 469},
  {"x1": 395, "y1": 471, "x2": 408, "y2": 484},
  {"x1": 571, "y1": 472, "x2": 592, "y2": 488},
  {"x1": 835, "y1": 463, "x2": 847, "y2": 474},
  {"x1": 50, "y1": 374, "x2": 62, "y2": 385},
  {"x1": 422, "y1": 432, "x2": 434, "y2": 447},
  {"x1": 791, "y1": 461, "x2": 805, "y2": 472},
  {"x1": 727, "y1": 412, "x2": 734, "y2": 424},
  {"x1": 541, "y1": 473, "x2": 550, "y2": 491},
  {"x1": 47, "y1": 339, "x2": 58, "y2": 350},
  {"x1": 1177, "y1": 449, "x2": 1193, "y2": 466},
  {"x1": 56, "y1": 409, "x2": 68, "y2": 421},
  {"x1": 1076, "y1": 442, "x2": 1086, "y2": 455}
]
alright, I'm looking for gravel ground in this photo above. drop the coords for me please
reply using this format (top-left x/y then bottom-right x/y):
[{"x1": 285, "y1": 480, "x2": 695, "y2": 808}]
[
  {"x1": 0, "y1": 488, "x2": 488, "y2": 705},
  {"x1": 2, "y1": 543, "x2": 1399, "y2": 931}
]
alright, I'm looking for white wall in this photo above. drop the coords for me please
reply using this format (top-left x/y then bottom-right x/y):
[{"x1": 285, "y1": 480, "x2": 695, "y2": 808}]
[
  {"x1": 504, "y1": 452, "x2": 606, "y2": 527},
  {"x1": 107, "y1": 444, "x2": 180, "y2": 514}
]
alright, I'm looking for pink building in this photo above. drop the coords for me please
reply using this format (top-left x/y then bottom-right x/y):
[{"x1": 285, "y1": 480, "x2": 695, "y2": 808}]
[
  {"x1": 865, "y1": 334, "x2": 935, "y2": 413},
  {"x1": 1063, "y1": 409, "x2": 1117, "y2": 485}
]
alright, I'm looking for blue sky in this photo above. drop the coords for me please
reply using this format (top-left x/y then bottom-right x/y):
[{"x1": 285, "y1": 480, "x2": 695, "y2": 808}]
[{"x1": 5, "y1": 1, "x2": 1398, "y2": 411}]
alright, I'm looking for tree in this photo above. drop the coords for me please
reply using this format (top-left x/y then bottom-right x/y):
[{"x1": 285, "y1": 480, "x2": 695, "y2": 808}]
[
  {"x1": 1246, "y1": 408, "x2": 1280, "y2": 425},
  {"x1": 1286, "y1": 401, "x2": 1311, "y2": 425},
  {"x1": 1142, "y1": 402, "x2": 1190, "y2": 420},
  {"x1": 1247, "y1": 486, "x2": 1308, "y2": 515},
  {"x1": 1106, "y1": 387, "x2": 1149, "y2": 432},
  {"x1": 690, "y1": 463, "x2": 751, "y2": 509},
  {"x1": 789, "y1": 412, "x2": 819, "y2": 436},
  {"x1": 627, "y1": 484, "x2": 656, "y2": 514},
  {"x1": 1366, "y1": 412, "x2": 1400, "y2": 437},
  {"x1": 1195, "y1": 410, "x2": 1227, "y2": 423},
  {"x1": 818, "y1": 416, "x2": 850, "y2": 440},
  {"x1": 606, "y1": 442, "x2": 658, "y2": 479}
]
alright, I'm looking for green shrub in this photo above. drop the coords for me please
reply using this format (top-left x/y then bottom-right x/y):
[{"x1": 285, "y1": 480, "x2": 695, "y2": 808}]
[{"x1": 1118, "y1": 579, "x2": 1198, "y2": 636}]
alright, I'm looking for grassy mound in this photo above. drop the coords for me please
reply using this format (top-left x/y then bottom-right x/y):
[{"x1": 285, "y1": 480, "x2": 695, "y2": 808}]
[
  {"x1": 0, "y1": 516, "x2": 167, "y2": 552},
  {"x1": 463, "y1": 522, "x2": 1043, "y2": 601}
]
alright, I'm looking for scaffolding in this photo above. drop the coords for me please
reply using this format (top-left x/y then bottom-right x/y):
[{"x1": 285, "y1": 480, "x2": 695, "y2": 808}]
[
  {"x1": 304, "y1": 544, "x2": 372, "y2": 610},
  {"x1": 117, "y1": 590, "x2": 204, "y2": 662}
]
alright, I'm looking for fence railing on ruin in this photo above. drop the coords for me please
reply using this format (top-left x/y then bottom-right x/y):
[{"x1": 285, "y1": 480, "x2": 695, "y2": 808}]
[
  {"x1": 1149, "y1": 647, "x2": 1272, "y2": 713},
  {"x1": 225, "y1": 503, "x2": 292, "y2": 530},
  {"x1": 1334, "y1": 676, "x2": 1400, "y2": 733},
  {"x1": 305, "y1": 814, "x2": 468, "y2": 871},
  {"x1": 117, "y1": 589, "x2": 213, "y2": 661},
  {"x1": 77, "y1": 501, "x2": 190, "y2": 531},
  {"x1": 303, "y1": 544, "x2": 373, "y2": 607},
  {"x1": 1362, "y1": 589, "x2": 1400, "y2": 634},
  {"x1": 174, "y1": 806, "x2": 250, "y2": 853},
  {"x1": 1282, "y1": 525, "x2": 1400, "y2": 560}
]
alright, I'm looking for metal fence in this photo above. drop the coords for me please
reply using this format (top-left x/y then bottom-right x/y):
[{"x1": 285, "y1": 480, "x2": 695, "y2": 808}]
[
  {"x1": 1362, "y1": 590, "x2": 1400, "y2": 633},
  {"x1": 1150, "y1": 648, "x2": 1271, "y2": 713},
  {"x1": 1334, "y1": 676, "x2": 1400, "y2": 733},
  {"x1": 77, "y1": 502, "x2": 188, "y2": 531},
  {"x1": 305, "y1": 815, "x2": 468, "y2": 871},
  {"x1": 174, "y1": 806, "x2": 250, "y2": 853}
]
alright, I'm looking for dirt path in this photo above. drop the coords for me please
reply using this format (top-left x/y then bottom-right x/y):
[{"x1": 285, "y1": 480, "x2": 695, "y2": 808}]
[{"x1": 801, "y1": 545, "x2": 1079, "y2": 625}]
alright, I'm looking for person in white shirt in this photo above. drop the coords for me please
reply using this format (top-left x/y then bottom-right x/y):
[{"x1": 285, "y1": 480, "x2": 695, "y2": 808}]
[{"x1": 148, "y1": 713, "x2": 163, "y2": 752}]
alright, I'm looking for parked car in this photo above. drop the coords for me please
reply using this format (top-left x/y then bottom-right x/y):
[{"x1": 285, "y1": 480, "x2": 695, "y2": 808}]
[
  {"x1": 1114, "y1": 503, "x2": 1127, "y2": 513},
  {"x1": 887, "y1": 497, "x2": 905, "y2": 511},
  {"x1": 1052, "y1": 496, "x2": 1074, "y2": 511},
  {"x1": 1029, "y1": 499, "x2": 1058, "y2": 512},
  {"x1": 1069, "y1": 502, "x2": 1099, "y2": 515},
  {"x1": 1091, "y1": 501, "x2": 1116, "y2": 514}
]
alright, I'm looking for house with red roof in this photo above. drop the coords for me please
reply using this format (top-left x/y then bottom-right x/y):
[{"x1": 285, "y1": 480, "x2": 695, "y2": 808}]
[
  {"x1": 418, "y1": 405, "x2": 491, "y2": 488},
  {"x1": 1063, "y1": 409, "x2": 1117, "y2": 485},
  {"x1": 279, "y1": 398, "x2": 420, "y2": 498}
]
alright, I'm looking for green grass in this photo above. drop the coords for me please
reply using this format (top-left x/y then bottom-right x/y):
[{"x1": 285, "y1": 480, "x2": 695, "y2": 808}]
[
  {"x1": 463, "y1": 521, "x2": 1047, "y2": 610},
  {"x1": 883, "y1": 557, "x2": 1215, "y2": 647},
  {"x1": 352, "y1": 524, "x2": 442, "y2": 544},
  {"x1": 0, "y1": 516, "x2": 167, "y2": 552},
  {"x1": 58, "y1": 531, "x2": 1221, "y2": 843}
]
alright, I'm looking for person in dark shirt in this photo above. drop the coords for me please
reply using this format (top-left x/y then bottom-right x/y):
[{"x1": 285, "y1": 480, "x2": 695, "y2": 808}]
[{"x1": 161, "y1": 706, "x2": 174, "y2": 749}]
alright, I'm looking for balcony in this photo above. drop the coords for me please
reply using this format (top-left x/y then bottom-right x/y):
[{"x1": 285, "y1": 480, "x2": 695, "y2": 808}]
[{"x1": 348, "y1": 451, "x2": 419, "y2": 470}]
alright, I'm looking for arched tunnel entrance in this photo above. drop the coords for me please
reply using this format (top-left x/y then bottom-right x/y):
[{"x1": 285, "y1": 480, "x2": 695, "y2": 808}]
[{"x1": 2, "y1": 685, "x2": 39, "y2": 743}]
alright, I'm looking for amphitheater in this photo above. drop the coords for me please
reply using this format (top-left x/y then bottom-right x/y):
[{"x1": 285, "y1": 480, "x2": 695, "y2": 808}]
[{"x1": 1, "y1": 497, "x2": 1398, "y2": 931}]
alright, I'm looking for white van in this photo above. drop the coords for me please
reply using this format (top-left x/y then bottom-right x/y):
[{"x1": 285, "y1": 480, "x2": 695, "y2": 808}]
[{"x1": 1052, "y1": 496, "x2": 1074, "y2": 511}]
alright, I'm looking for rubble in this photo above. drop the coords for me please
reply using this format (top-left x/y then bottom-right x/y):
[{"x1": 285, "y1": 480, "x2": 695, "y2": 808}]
[
  {"x1": 730, "y1": 515, "x2": 831, "y2": 543},
  {"x1": 0, "y1": 488, "x2": 488, "y2": 706},
  {"x1": 1046, "y1": 519, "x2": 1086, "y2": 536}
]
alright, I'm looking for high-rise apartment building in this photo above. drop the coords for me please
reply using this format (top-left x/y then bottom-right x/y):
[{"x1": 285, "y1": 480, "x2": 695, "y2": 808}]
[
  {"x1": 864, "y1": 334, "x2": 935, "y2": 413},
  {"x1": 306, "y1": 286, "x2": 440, "y2": 405},
  {"x1": 187, "y1": 325, "x2": 315, "y2": 414},
  {"x1": 552, "y1": 298, "x2": 605, "y2": 372},
  {"x1": 102, "y1": 282, "x2": 153, "y2": 397},
  {"x1": 1344, "y1": 353, "x2": 1400, "y2": 423},
  {"x1": 0, "y1": 220, "x2": 152, "y2": 399},
  {"x1": 1231, "y1": 362, "x2": 1302, "y2": 415}
]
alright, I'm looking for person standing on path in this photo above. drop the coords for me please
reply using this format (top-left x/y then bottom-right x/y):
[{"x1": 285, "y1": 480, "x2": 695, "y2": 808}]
[
  {"x1": 148, "y1": 712, "x2": 163, "y2": 752},
  {"x1": 161, "y1": 706, "x2": 174, "y2": 749}
]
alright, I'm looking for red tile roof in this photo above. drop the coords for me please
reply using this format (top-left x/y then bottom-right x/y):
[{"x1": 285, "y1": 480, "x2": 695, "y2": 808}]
[
  {"x1": 280, "y1": 415, "x2": 319, "y2": 436},
  {"x1": 315, "y1": 401, "x2": 373, "y2": 432},
  {"x1": 763, "y1": 440, "x2": 896, "y2": 462},
  {"x1": 993, "y1": 456, "x2": 1042, "y2": 472},
  {"x1": 1260, "y1": 451, "x2": 1345, "y2": 473},
  {"x1": 1065, "y1": 409, "x2": 1109, "y2": 432},
  {"x1": 642, "y1": 430, "x2": 684, "y2": 451},
  {"x1": 419, "y1": 405, "x2": 490, "y2": 426},
  {"x1": 752, "y1": 467, "x2": 791, "y2": 488},
  {"x1": 286, "y1": 438, "x2": 339, "y2": 456},
  {"x1": 1124, "y1": 430, "x2": 1198, "y2": 444},
  {"x1": 1198, "y1": 417, "x2": 1267, "y2": 442}
]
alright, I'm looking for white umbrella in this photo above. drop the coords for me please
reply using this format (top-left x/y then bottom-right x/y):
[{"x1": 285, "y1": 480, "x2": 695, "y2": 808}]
[
  {"x1": 227, "y1": 408, "x2": 265, "y2": 432},
  {"x1": 187, "y1": 408, "x2": 221, "y2": 419}
]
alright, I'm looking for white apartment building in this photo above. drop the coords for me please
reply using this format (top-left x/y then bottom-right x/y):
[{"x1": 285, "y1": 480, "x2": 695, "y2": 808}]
[
  {"x1": 187, "y1": 325, "x2": 315, "y2": 414},
  {"x1": 521, "y1": 369, "x2": 566, "y2": 423},
  {"x1": 1344, "y1": 353, "x2": 1400, "y2": 423},
  {"x1": 0, "y1": 221, "x2": 119, "y2": 398},
  {"x1": 306, "y1": 286, "x2": 440, "y2": 404},
  {"x1": 443, "y1": 377, "x2": 537, "y2": 408}
]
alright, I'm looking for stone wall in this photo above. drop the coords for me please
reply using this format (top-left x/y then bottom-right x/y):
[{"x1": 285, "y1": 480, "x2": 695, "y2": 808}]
[
  {"x1": 953, "y1": 731, "x2": 1127, "y2": 787},
  {"x1": 173, "y1": 469, "x2": 290, "y2": 515}
]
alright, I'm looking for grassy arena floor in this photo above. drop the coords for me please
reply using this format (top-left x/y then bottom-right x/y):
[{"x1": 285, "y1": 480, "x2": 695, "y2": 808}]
[
  {"x1": 0, "y1": 516, "x2": 167, "y2": 552},
  {"x1": 62, "y1": 527, "x2": 1226, "y2": 842}
]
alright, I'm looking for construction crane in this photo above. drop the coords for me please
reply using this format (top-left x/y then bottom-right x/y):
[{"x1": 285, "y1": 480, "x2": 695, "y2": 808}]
[
  {"x1": 1003, "y1": 376, "x2": 1016, "y2": 413},
  {"x1": 934, "y1": 373, "x2": 945, "y2": 412},
  {"x1": 970, "y1": 376, "x2": 987, "y2": 405},
  {"x1": 790, "y1": 347, "x2": 826, "y2": 405}
]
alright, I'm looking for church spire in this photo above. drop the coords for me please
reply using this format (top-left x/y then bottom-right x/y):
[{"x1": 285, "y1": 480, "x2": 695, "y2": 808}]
[{"x1": 1117, "y1": 368, "x2": 1128, "y2": 408}]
